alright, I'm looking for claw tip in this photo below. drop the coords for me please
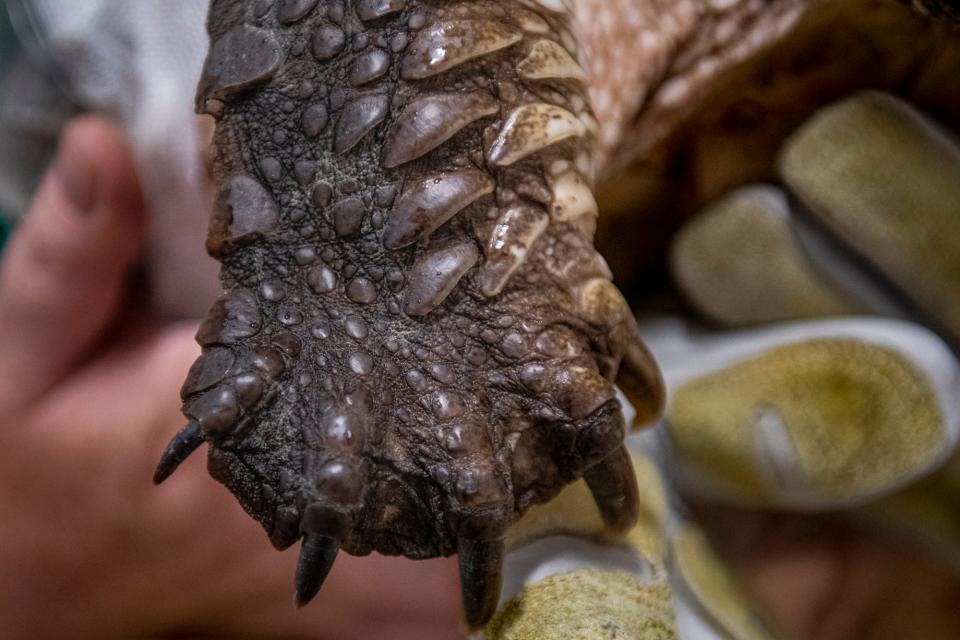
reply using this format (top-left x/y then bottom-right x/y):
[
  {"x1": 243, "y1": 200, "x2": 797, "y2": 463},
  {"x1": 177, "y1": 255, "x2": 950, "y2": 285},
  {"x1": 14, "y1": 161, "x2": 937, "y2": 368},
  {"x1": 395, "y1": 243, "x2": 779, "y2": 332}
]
[
  {"x1": 293, "y1": 534, "x2": 340, "y2": 608},
  {"x1": 294, "y1": 590, "x2": 314, "y2": 608},
  {"x1": 152, "y1": 421, "x2": 204, "y2": 486}
]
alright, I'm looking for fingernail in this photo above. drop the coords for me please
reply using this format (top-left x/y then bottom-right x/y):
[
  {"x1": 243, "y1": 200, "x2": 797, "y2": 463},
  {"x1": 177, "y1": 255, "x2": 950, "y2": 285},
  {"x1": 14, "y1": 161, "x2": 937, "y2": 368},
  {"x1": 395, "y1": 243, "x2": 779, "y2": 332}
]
[{"x1": 52, "y1": 138, "x2": 96, "y2": 214}]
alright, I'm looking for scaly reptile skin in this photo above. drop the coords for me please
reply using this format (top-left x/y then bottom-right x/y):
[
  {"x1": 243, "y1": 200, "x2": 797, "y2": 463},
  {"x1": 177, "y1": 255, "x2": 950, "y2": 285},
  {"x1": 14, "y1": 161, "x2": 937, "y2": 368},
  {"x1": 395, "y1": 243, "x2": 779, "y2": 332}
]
[{"x1": 155, "y1": 0, "x2": 664, "y2": 626}]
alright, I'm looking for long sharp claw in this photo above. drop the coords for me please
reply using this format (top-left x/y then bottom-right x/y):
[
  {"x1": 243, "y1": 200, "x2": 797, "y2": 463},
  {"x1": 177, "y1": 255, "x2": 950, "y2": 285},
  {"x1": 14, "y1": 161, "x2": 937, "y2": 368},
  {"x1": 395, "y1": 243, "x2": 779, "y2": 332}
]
[
  {"x1": 294, "y1": 534, "x2": 340, "y2": 607},
  {"x1": 583, "y1": 445, "x2": 640, "y2": 536},
  {"x1": 458, "y1": 537, "x2": 504, "y2": 629},
  {"x1": 153, "y1": 421, "x2": 205, "y2": 485},
  {"x1": 616, "y1": 338, "x2": 666, "y2": 428}
]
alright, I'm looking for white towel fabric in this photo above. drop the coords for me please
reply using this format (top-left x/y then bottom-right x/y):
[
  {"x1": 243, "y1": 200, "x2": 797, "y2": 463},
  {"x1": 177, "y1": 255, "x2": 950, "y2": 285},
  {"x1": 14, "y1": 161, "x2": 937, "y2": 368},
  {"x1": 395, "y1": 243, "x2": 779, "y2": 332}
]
[{"x1": 33, "y1": 0, "x2": 219, "y2": 318}]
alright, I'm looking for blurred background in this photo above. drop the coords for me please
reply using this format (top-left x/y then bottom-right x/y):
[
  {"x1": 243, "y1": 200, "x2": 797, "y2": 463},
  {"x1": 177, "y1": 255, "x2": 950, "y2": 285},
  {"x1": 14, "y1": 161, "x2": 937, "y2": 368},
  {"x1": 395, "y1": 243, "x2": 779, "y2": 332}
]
[
  {"x1": 589, "y1": 1, "x2": 960, "y2": 637},
  {"x1": 2, "y1": 0, "x2": 960, "y2": 638}
]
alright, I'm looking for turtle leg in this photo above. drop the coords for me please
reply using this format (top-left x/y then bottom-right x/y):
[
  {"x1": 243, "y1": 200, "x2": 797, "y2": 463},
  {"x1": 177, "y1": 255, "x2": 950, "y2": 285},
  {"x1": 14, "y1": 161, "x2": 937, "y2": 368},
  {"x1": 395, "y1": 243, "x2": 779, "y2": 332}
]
[{"x1": 161, "y1": 1, "x2": 665, "y2": 631}]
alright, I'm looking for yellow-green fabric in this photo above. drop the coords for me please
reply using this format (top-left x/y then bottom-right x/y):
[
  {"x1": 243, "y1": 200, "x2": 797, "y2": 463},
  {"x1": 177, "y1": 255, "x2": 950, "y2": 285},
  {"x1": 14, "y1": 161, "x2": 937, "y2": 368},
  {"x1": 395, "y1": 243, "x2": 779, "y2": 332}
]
[
  {"x1": 671, "y1": 186, "x2": 857, "y2": 327},
  {"x1": 668, "y1": 339, "x2": 944, "y2": 502},
  {"x1": 490, "y1": 454, "x2": 776, "y2": 639},
  {"x1": 781, "y1": 91, "x2": 960, "y2": 344},
  {"x1": 486, "y1": 569, "x2": 676, "y2": 640}
]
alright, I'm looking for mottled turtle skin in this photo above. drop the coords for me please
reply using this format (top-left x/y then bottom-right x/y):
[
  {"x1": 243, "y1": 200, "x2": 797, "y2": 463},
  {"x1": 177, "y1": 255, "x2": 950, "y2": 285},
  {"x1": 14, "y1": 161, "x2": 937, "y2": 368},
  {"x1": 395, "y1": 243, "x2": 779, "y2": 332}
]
[{"x1": 154, "y1": 0, "x2": 664, "y2": 626}]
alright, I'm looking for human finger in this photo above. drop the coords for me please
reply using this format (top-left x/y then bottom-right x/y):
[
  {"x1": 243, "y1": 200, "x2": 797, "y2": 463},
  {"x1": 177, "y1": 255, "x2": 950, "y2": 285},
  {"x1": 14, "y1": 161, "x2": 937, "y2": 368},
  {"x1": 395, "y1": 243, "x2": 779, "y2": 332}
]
[{"x1": 0, "y1": 117, "x2": 145, "y2": 411}]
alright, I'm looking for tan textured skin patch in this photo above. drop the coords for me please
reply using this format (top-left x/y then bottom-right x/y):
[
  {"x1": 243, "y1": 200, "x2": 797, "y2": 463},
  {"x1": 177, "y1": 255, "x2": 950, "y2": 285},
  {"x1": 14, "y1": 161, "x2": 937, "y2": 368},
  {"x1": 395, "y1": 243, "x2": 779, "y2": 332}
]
[{"x1": 575, "y1": 0, "x2": 809, "y2": 175}]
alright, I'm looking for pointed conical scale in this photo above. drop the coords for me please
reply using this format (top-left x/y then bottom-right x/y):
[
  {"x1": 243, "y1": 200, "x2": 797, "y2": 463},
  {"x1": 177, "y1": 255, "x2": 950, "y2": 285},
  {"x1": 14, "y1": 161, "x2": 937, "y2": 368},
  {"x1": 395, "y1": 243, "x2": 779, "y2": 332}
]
[
  {"x1": 277, "y1": 0, "x2": 319, "y2": 24},
  {"x1": 294, "y1": 534, "x2": 340, "y2": 607},
  {"x1": 519, "y1": 0, "x2": 572, "y2": 15},
  {"x1": 383, "y1": 92, "x2": 499, "y2": 168},
  {"x1": 548, "y1": 170, "x2": 598, "y2": 237},
  {"x1": 334, "y1": 94, "x2": 390, "y2": 154},
  {"x1": 356, "y1": 0, "x2": 407, "y2": 21},
  {"x1": 206, "y1": 174, "x2": 280, "y2": 256},
  {"x1": 404, "y1": 242, "x2": 480, "y2": 316},
  {"x1": 197, "y1": 25, "x2": 282, "y2": 104},
  {"x1": 517, "y1": 39, "x2": 588, "y2": 83},
  {"x1": 153, "y1": 421, "x2": 205, "y2": 484},
  {"x1": 383, "y1": 169, "x2": 494, "y2": 250},
  {"x1": 577, "y1": 277, "x2": 632, "y2": 329},
  {"x1": 478, "y1": 205, "x2": 549, "y2": 297},
  {"x1": 487, "y1": 103, "x2": 586, "y2": 167},
  {"x1": 402, "y1": 18, "x2": 522, "y2": 80}
]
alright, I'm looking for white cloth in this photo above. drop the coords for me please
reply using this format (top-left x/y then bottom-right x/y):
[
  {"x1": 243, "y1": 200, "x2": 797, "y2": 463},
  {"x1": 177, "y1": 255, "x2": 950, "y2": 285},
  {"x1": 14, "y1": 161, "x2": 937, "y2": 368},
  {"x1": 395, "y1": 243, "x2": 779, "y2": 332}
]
[{"x1": 37, "y1": 0, "x2": 218, "y2": 318}]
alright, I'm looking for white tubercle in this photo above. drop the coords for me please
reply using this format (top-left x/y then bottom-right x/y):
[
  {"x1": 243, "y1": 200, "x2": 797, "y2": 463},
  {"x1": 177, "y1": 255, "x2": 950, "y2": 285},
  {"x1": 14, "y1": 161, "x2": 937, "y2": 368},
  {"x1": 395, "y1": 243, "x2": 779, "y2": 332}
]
[
  {"x1": 487, "y1": 103, "x2": 586, "y2": 167},
  {"x1": 549, "y1": 170, "x2": 598, "y2": 237},
  {"x1": 518, "y1": 39, "x2": 589, "y2": 82}
]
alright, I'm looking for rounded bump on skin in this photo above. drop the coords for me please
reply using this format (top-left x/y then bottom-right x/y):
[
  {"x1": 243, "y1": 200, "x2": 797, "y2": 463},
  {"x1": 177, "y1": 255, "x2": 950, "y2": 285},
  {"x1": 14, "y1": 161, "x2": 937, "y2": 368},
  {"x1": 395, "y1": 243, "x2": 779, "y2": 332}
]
[{"x1": 550, "y1": 364, "x2": 618, "y2": 421}]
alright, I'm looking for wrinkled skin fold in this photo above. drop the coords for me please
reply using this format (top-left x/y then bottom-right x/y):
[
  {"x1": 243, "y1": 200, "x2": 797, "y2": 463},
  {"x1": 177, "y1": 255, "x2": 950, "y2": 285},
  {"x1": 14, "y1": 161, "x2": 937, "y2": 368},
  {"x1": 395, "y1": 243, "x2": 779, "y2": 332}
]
[{"x1": 155, "y1": 0, "x2": 664, "y2": 628}]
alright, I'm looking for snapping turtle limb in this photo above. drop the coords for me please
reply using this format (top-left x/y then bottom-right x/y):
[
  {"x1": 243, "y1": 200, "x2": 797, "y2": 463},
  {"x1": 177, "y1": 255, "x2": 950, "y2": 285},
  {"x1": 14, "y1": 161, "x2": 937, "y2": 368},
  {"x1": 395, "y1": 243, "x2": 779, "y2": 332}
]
[{"x1": 154, "y1": 0, "x2": 663, "y2": 628}]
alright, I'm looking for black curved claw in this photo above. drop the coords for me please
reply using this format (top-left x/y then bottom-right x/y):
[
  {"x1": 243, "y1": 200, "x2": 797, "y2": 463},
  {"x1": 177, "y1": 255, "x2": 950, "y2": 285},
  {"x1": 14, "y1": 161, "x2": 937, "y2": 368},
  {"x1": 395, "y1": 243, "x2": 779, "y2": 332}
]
[
  {"x1": 583, "y1": 445, "x2": 639, "y2": 536},
  {"x1": 458, "y1": 538, "x2": 504, "y2": 629},
  {"x1": 295, "y1": 534, "x2": 340, "y2": 607},
  {"x1": 153, "y1": 421, "x2": 205, "y2": 485}
]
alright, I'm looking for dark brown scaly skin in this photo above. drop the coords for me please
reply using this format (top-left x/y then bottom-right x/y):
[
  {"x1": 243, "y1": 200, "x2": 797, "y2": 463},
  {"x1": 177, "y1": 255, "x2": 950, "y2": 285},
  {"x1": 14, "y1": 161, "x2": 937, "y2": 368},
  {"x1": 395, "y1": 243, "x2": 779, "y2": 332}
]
[{"x1": 155, "y1": 0, "x2": 664, "y2": 627}]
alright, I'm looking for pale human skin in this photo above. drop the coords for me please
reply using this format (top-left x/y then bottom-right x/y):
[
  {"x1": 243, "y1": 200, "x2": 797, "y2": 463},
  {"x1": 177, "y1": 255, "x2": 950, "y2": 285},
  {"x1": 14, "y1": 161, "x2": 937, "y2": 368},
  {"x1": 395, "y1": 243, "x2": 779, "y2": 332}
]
[{"x1": 0, "y1": 117, "x2": 460, "y2": 640}]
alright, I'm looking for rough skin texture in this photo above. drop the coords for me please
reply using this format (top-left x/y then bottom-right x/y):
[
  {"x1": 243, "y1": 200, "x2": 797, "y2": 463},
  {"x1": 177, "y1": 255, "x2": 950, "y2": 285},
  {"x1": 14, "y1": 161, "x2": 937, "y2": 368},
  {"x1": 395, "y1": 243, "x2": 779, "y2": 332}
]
[{"x1": 157, "y1": 0, "x2": 664, "y2": 625}]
